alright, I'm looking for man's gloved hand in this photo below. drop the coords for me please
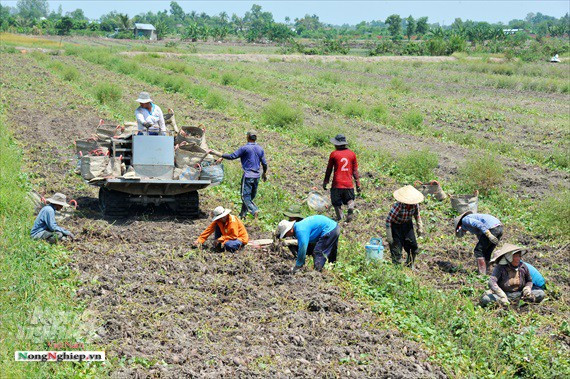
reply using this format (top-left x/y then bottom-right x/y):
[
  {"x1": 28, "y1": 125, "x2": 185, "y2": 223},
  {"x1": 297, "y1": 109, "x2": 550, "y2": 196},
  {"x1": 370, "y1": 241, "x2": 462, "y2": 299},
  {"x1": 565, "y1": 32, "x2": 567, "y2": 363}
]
[
  {"x1": 416, "y1": 218, "x2": 424, "y2": 237},
  {"x1": 485, "y1": 230, "x2": 499, "y2": 245},
  {"x1": 522, "y1": 286, "x2": 532, "y2": 298},
  {"x1": 386, "y1": 226, "x2": 394, "y2": 245},
  {"x1": 322, "y1": 182, "x2": 328, "y2": 191},
  {"x1": 356, "y1": 186, "x2": 361, "y2": 195},
  {"x1": 498, "y1": 296, "x2": 510, "y2": 307},
  {"x1": 143, "y1": 121, "x2": 153, "y2": 128},
  {"x1": 262, "y1": 172, "x2": 268, "y2": 182}
]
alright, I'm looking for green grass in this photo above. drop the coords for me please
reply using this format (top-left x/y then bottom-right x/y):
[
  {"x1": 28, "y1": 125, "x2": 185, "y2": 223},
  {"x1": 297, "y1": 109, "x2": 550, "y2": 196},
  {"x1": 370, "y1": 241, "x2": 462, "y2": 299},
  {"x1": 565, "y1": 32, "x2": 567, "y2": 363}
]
[
  {"x1": 0, "y1": 98, "x2": 105, "y2": 377},
  {"x1": 459, "y1": 152, "x2": 505, "y2": 194},
  {"x1": 260, "y1": 100, "x2": 303, "y2": 129},
  {"x1": 533, "y1": 190, "x2": 570, "y2": 239},
  {"x1": 93, "y1": 83, "x2": 122, "y2": 105},
  {"x1": 393, "y1": 149, "x2": 439, "y2": 182},
  {"x1": 401, "y1": 110, "x2": 424, "y2": 131}
]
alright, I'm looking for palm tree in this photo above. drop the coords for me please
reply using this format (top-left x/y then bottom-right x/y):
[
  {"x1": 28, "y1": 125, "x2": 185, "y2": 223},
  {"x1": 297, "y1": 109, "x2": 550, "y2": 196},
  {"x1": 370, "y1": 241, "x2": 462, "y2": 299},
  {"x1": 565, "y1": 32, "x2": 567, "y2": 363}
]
[{"x1": 117, "y1": 13, "x2": 131, "y2": 30}]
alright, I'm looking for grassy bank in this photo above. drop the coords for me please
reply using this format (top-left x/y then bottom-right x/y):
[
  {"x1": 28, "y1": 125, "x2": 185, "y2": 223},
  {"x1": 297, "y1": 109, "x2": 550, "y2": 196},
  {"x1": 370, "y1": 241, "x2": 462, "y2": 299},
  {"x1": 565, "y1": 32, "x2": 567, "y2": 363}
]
[{"x1": 0, "y1": 93, "x2": 105, "y2": 377}]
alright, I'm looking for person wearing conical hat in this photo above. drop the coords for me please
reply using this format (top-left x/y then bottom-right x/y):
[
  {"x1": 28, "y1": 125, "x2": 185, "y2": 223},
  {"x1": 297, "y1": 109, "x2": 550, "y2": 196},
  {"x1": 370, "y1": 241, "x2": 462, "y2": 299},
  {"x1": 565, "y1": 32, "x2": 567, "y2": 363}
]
[
  {"x1": 480, "y1": 244, "x2": 545, "y2": 307},
  {"x1": 30, "y1": 193, "x2": 74, "y2": 244},
  {"x1": 385, "y1": 185, "x2": 424, "y2": 269},
  {"x1": 323, "y1": 134, "x2": 361, "y2": 222},
  {"x1": 454, "y1": 211, "x2": 503, "y2": 275},
  {"x1": 192, "y1": 206, "x2": 249, "y2": 252},
  {"x1": 135, "y1": 91, "x2": 166, "y2": 135}
]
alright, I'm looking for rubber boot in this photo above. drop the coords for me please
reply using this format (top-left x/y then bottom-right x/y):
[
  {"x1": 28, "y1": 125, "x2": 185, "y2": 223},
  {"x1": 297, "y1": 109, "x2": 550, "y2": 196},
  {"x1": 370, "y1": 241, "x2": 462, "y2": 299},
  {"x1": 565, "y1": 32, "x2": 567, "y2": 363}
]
[
  {"x1": 334, "y1": 206, "x2": 343, "y2": 221},
  {"x1": 405, "y1": 251, "x2": 417, "y2": 270},
  {"x1": 476, "y1": 258, "x2": 487, "y2": 275},
  {"x1": 346, "y1": 200, "x2": 355, "y2": 222},
  {"x1": 485, "y1": 260, "x2": 490, "y2": 275}
]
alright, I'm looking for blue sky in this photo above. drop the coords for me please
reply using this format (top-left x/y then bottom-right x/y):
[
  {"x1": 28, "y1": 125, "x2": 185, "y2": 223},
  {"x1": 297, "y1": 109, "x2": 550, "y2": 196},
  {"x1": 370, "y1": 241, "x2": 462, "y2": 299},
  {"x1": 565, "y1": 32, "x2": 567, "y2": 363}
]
[{"x1": 5, "y1": 1, "x2": 569, "y2": 25}]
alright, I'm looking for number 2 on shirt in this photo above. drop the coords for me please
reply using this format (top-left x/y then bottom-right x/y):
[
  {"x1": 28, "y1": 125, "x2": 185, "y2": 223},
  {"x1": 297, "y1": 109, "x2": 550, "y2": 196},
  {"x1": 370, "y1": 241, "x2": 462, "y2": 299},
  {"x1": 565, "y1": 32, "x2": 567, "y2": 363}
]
[{"x1": 340, "y1": 157, "x2": 349, "y2": 172}]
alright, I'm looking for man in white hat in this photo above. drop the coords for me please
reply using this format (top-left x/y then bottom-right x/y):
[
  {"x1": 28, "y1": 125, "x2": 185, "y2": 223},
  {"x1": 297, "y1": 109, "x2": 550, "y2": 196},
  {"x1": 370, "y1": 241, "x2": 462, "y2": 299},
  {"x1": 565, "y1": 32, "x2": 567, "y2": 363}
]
[
  {"x1": 454, "y1": 211, "x2": 503, "y2": 275},
  {"x1": 192, "y1": 206, "x2": 249, "y2": 252},
  {"x1": 480, "y1": 244, "x2": 545, "y2": 307},
  {"x1": 276, "y1": 214, "x2": 340, "y2": 273},
  {"x1": 134, "y1": 91, "x2": 166, "y2": 135},
  {"x1": 323, "y1": 134, "x2": 361, "y2": 222},
  {"x1": 30, "y1": 193, "x2": 74, "y2": 244},
  {"x1": 385, "y1": 185, "x2": 424, "y2": 269}
]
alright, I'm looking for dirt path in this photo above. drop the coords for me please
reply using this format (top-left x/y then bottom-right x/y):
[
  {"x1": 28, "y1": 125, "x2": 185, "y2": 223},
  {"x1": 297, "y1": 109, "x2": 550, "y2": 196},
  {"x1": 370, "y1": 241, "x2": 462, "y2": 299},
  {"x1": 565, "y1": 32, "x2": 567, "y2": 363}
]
[{"x1": 1, "y1": 52, "x2": 446, "y2": 377}]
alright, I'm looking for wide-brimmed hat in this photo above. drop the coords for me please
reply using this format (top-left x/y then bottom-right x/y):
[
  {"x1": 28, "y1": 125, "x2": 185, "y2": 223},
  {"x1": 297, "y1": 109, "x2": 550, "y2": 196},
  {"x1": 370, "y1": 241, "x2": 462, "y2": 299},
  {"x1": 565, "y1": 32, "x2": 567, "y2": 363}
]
[
  {"x1": 136, "y1": 91, "x2": 152, "y2": 103},
  {"x1": 247, "y1": 130, "x2": 257, "y2": 141},
  {"x1": 277, "y1": 220, "x2": 295, "y2": 239},
  {"x1": 393, "y1": 185, "x2": 424, "y2": 205},
  {"x1": 46, "y1": 193, "x2": 69, "y2": 207},
  {"x1": 454, "y1": 211, "x2": 473, "y2": 236},
  {"x1": 283, "y1": 205, "x2": 303, "y2": 219},
  {"x1": 490, "y1": 243, "x2": 527, "y2": 264},
  {"x1": 212, "y1": 206, "x2": 231, "y2": 221},
  {"x1": 330, "y1": 134, "x2": 348, "y2": 146}
]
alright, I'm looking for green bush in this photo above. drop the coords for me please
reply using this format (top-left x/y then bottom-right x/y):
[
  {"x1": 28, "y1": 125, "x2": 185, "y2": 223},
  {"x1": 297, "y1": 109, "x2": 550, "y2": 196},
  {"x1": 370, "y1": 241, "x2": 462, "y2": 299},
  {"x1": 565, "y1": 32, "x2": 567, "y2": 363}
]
[
  {"x1": 534, "y1": 190, "x2": 570, "y2": 238},
  {"x1": 389, "y1": 77, "x2": 411, "y2": 93},
  {"x1": 220, "y1": 72, "x2": 236, "y2": 85},
  {"x1": 342, "y1": 101, "x2": 366, "y2": 118},
  {"x1": 317, "y1": 72, "x2": 341, "y2": 84},
  {"x1": 261, "y1": 100, "x2": 303, "y2": 129},
  {"x1": 394, "y1": 149, "x2": 439, "y2": 181},
  {"x1": 116, "y1": 60, "x2": 139, "y2": 75},
  {"x1": 401, "y1": 110, "x2": 424, "y2": 130},
  {"x1": 318, "y1": 98, "x2": 342, "y2": 113},
  {"x1": 163, "y1": 75, "x2": 187, "y2": 93},
  {"x1": 301, "y1": 128, "x2": 331, "y2": 147},
  {"x1": 93, "y1": 83, "x2": 122, "y2": 105},
  {"x1": 459, "y1": 153, "x2": 505, "y2": 194},
  {"x1": 61, "y1": 66, "x2": 79, "y2": 81},
  {"x1": 203, "y1": 91, "x2": 227, "y2": 109},
  {"x1": 368, "y1": 104, "x2": 388, "y2": 123}
]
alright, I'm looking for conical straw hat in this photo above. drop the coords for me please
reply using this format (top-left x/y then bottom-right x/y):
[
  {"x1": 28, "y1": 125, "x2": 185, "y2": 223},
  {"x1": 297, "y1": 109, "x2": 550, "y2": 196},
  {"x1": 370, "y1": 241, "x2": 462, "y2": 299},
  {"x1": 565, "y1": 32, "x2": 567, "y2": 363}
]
[
  {"x1": 393, "y1": 185, "x2": 424, "y2": 205},
  {"x1": 490, "y1": 243, "x2": 527, "y2": 264}
]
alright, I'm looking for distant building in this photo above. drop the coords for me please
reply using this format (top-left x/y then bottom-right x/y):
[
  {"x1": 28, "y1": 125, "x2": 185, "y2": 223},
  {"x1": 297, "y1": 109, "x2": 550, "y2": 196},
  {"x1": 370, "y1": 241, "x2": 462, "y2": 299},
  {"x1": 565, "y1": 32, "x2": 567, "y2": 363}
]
[
  {"x1": 133, "y1": 23, "x2": 157, "y2": 40},
  {"x1": 502, "y1": 29, "x2": 522, "y2": 35}
]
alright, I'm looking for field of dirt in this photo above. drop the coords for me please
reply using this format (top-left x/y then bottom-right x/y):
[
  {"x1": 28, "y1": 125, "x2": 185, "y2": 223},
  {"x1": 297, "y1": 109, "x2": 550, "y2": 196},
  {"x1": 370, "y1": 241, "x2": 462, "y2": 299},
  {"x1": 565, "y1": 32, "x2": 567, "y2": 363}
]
[{"x1": 1, "y1": 52, "x2": 449, "y2": 377}]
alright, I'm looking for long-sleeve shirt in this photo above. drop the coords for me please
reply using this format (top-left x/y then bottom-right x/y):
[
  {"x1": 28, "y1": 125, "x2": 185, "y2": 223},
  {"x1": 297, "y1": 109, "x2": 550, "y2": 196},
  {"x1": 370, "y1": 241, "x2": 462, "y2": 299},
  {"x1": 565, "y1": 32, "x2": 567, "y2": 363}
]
[
  {"x1": 461, "y1": 213, "x2": 501, "y2": 236},
  {"x1": 135, "y1": 103, "x2": 166, "y2": 135},
  {"x1": 324, "y1": 148, "x2": 360, "y2": 189},
  {"x1": 222, "y1": 142, "x2": 267, "y2": 178},
  {"x1": 293, "y1": 215, "x2": 338, "y2": 266},
  {"x1": 30, "y1": 205, "x2": 69, "y2": 238},
  {"x1": 489, "y1": 262, "x2": 532, "y2": 294},
  {"x1": 522, "y1": 262, "x2": 546, "y2": 288},
  {"x1": 197, "y1": 215, "x2": 249, "y2": 245},
  {"x1": 386, "y1": 202, "x2": 420, "y2": 228}
]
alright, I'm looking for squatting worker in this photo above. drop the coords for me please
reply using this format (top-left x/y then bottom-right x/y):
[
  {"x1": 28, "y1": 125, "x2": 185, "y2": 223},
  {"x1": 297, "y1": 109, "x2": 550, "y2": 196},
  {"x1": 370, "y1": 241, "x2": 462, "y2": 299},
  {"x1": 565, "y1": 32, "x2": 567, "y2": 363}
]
[
  {"x1": 385, "y1": 185, "x2": 424, "y2": 269},
  {"x1": 214, "y1": 131, "x2": 268, "y2": 219},
  {"x1": 134, "y1": 91, "x2": 166, "y2": 136},
  {"x1": 30, "y1": 193, "x2": 75, "y2": 244},
  {"x1": 192, "y1": 206, "x2": 248, "y2": 253},
  {"x1": 280, "y1": 204, "x2": 314, "y2": 258},
  {"x1": 480, "y1": 244, "x2": 545, "y2": 307},
  {"x1": 323, "y1": 134, "x2": 361, "y2": 222},
  {"x1": 277, "y1": 215, "x2": 340, "y2": 273},
  {"x1": 454, "y1": 211, "x2": 503, "y2": 275}
]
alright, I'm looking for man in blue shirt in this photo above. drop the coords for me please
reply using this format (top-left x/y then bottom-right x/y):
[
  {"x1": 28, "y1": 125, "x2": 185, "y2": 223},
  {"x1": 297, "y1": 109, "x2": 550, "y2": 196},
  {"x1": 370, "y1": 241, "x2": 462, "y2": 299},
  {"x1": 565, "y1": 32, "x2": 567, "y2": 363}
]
[
  {"x1": 277, "y1": 215, "x2": 340, "y2": 273},
  {"x1": 215, "y1": 131, "x2": 268, "y2": 219},
  {"x1": 454, "y1": 211, "x2": 503, "y2": 275},
  {"x1": 30, "y1": 193, "x2": 74, "y2": 244}
]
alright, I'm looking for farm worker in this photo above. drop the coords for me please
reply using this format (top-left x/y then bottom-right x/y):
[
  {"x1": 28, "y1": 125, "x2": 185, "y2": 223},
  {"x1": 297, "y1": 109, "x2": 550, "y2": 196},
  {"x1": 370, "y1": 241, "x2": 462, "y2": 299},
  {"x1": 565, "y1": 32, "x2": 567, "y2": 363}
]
[
  {"x1": 134, "y1": 91, "x2": 166, "y2": 136},
  {"x1": 276, "y1": 215, "x2": 340, "y2": 273},
  {"x1": 192, "y1": 206, "x2": 249, "y2": 253},
  {"x1": 385, "y1": 185, "x2": 424, "y2": 269},
  {"x1": 454, "y1": 211, "x2": 503, "y2": 275},
  {"x1": 214, "y1": 131, "x2": 268, "y2": 219},
  {"x1": 522, "y1": 261, "x2": 546, "y2": 290},
  {"x1": 30, "y1": 193, "x2": 74, "y2": 244},
  {"x1": 480, "y1": 244, "x2": 545, "y2": 307},
  {"x1": 323, "y1": 134, "x2": 361, "y2": 222}
]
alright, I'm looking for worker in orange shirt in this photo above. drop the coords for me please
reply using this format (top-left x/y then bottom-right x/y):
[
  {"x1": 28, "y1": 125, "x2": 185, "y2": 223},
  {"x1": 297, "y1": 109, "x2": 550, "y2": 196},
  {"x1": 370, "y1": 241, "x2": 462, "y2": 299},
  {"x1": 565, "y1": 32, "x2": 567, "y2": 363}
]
[{"x1": 192, "y1": 206, "x2": 249, "y2": 252}]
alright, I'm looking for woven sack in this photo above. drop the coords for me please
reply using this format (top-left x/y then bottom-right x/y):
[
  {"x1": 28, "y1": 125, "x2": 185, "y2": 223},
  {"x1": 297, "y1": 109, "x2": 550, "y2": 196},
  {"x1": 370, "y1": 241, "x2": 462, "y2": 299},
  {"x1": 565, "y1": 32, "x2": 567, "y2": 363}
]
[
  {"x1": 80, "y1": 156, "x2": 109, "y2": 180},
  {"x1": 199, "y1": 162, "x2": 224, "y2": 185},
  {"x1": 414, "y1": 180, "x2": 447, "y2": 201},
  {"x1": 450, "y1": 191, "x2": 479, "y2": 214}
]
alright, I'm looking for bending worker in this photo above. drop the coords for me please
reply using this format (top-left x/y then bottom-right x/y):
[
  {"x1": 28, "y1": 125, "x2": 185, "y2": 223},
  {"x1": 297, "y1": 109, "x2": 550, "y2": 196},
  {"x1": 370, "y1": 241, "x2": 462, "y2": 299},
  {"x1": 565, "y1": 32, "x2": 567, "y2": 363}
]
[
  {"x1": 277, "y1": 215, "x2": 340, "y2": 273},
  {"x1": 454, "y1": 211, "x2": 503, "y2": 275},
  {"x1": 323, "y1": 134, "x2": 361, "y2": 222},
  {"x1": 385, "y1": 185, "x2": 424, "y2": 269},
  {"x1": 192, "y1": 206, "x2": 248, "y2": 253},
  {"x1": 214, "y1": 131, "x2": 267, "y2": 219},
  {"x1": 31, "y1": 193, "x2": 74, "y2": 244},
  {"x1": 135, "y1": 91, "x2": 166, "y2": 135},
  {"x1": 480, "y1": 244, "x2": 545, "y2": 307}
]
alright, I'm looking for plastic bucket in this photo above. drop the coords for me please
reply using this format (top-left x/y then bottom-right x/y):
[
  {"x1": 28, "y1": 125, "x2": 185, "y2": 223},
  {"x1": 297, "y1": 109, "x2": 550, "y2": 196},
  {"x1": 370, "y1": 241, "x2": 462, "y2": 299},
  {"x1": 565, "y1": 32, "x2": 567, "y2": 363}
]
[{"x1": 365, "y1": 237, "x2": 384, "y2": 262}]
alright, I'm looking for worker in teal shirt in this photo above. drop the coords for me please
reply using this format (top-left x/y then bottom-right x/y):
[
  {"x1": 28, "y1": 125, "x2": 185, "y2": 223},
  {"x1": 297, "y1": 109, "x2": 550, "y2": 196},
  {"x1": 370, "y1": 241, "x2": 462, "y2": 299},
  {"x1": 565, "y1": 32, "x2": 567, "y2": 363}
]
[
  {"x1": 523, "y1": 261, "x2": 546, "y2": 289},
  {"x1": 277, "y1": 215, "x2": 340, "y2": 273}
]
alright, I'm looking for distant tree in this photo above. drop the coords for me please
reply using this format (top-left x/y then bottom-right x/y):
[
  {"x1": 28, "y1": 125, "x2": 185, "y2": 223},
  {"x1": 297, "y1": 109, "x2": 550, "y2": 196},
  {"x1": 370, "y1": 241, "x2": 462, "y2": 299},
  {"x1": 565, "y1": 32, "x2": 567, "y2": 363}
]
[
  {"x1": 17, "y1": 0, "x2": 48, "y2": 19},
  {"x1": 267, "y1": 22, "x2": 293, "y2": 42},
  {"x1": 154, "y1": 18, "x2": 167, "y2": 40},
  {"x1": 294, "y1": 14, "x2": 322, "y2": 36},
  {"x1": 416, "y1": 16, "x2": 429, "y2": 36},
  {"x1": 219, "y1": 11, "x2": 228, "y2": 24},
  {"x1": 405, "y1": 15, "x2": 416, "y2": 40},
  {"x1": 183, "y1": 22, "x2": 199, "y2": 41},
  {"x1": 117, "y1": 13, "x2": 131, "y2": 30},
  {"x1": 385, "y1": 14, "x2": 402, "y2": 40},
  {"x1": 67, "y1": 8, "x2": 86, "y2": 21},
  {"x1": 55, "y1": 16, "x2": 73, "y2": 35},
  {"x1": 169, "y1": 1, "x2": 185, "y2": 23},
  {"x1": 284, "y1": 16, "x2": 290, "y2": 24}
]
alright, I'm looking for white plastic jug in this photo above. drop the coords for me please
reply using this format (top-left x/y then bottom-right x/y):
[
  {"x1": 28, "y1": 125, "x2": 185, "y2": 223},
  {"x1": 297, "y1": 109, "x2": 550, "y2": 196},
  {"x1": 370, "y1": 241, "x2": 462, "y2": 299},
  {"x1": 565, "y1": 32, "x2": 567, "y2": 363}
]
[{"x1": 365, "y1": 237, "x2": 384, "y2": 262}]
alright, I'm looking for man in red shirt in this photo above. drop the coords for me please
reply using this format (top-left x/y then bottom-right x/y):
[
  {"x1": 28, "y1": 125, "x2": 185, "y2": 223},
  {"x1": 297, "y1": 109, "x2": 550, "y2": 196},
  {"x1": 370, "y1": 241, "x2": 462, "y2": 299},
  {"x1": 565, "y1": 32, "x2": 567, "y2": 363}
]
[{"x1": 323, "y1": 134, "x2": 361, "y2": 222}]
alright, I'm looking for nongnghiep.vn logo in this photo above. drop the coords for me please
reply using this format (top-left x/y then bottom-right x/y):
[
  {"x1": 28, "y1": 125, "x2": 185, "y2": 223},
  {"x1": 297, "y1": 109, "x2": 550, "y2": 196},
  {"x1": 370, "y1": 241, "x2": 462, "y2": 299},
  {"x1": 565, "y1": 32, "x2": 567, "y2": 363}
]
[{"x1": 15, "y1": 351, "x2": 105, "y2": 362}]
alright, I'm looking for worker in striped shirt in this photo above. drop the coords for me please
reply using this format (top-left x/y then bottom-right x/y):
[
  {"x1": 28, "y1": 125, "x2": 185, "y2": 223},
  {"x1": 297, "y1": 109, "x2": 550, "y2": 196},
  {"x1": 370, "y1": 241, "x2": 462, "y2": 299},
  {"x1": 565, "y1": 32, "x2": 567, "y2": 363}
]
[{"x1": 385, "y1": 186, "x2": 425, "y2": 269}]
